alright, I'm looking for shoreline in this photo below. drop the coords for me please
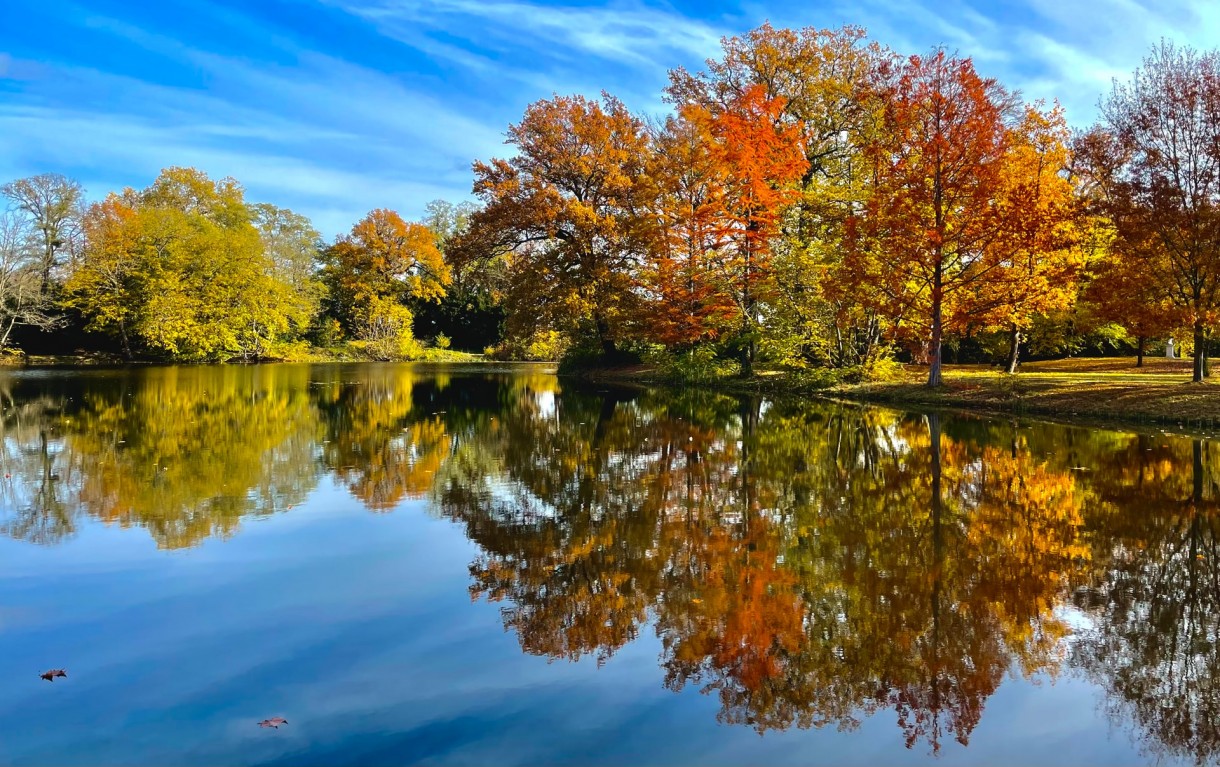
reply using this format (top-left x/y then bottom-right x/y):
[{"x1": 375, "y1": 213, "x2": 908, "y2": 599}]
[
  {"x1": 10, "y1": 353, "x2": 1220, "y2": 434},
  {"x1": 4, "y1": 350, "x2": 495, "y2": 368},
  {"x1": 566, "y1": 358, "x2": 1220, "y2": 434}
]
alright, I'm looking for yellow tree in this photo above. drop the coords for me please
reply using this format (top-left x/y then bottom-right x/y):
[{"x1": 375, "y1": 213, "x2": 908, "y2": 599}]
[
  {"x1": 68, "y1": 168, "x2": 302, "y2": 361},
  {"x1": 69, "y1": 195, "x2": 140, "y2": 357},
  {"x1": 970, "y1": 104, "x2": 1087, "y2": 372},
  {"x1": 322, "y1": 209, "x2": 449, "y2": 360}
]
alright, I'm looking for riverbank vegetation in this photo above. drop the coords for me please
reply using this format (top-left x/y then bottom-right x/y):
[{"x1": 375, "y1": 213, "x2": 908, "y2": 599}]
[
  {"x1": 0, "y1": 171, "x2": 501, "y2": 362},
  {"x1": 457, "y1": 29, "x2": 1220, "y2": 389},
  {"x1": 6, "y1": 25, "x2": 1220, "y2": 386}
]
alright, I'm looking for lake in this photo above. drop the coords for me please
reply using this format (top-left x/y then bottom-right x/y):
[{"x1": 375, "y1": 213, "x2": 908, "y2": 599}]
[{"x1": 0, "y1": 362, "x2": 1216, "y2": 766}]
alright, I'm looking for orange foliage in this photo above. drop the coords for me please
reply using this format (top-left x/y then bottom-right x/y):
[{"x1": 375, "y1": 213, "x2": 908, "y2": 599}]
[{"x1": 659, "y1": 86, "x2": 808, "y2": 364}]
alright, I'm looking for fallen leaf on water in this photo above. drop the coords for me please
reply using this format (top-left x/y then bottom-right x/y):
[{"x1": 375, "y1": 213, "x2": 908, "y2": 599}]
[
  {"x1": 258, "y1": 717, "x2": 288, "y2": 729},
  {"x1": 40, "y1": 669, "x2": 67, "y2": 681}
]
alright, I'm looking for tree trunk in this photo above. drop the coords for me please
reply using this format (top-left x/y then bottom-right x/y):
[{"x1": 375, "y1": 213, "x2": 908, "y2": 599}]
[
  {"x1": 1204, "y1": 330, "x2": 1212, "y2": 378},
  {"x1": 595, "y1": 315, "x2": 616, "y2": 358},
  {"x1": 1194, "y1": 319, "x2": 1206, "y2": 383},
  {"x1": 118, "y1": 321, "x2": 133, "y2": 361},
  {"x1": 927, "y1": 280, "x2": 944, "y2": 387},
  {"x1": 0, "y1": 316, "x2": 16, "y2": 350},
  {"x1": 1005, "y1": 324, "x2": 1020, "y2": 374},
  {"x1": 1136, "y1": 335, "x2": 1145, "y2": 368},
  {"x1": 740, "y1": 220, "x2": 759, "y2": 378},
  {"x1": 741, "y1": 335, "x2": 755, "y2": 377}
]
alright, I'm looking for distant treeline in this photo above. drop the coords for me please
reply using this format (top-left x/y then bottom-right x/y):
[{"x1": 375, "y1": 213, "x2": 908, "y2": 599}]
[
  {"x1": 0, "y1": 169, "x2": 503, "y2": 361},
  {"x1": 9, "y1": 25, "x2": 1220, "y2": 381}
]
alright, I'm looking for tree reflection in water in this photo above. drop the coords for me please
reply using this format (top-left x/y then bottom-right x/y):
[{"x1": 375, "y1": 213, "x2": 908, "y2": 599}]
[
  {"x1": 0, "y1": 364, "x2": 1218, "y2": 759},
  {"x1": 1072, "y1": 437, "x2": 1220, "y2": 765}
]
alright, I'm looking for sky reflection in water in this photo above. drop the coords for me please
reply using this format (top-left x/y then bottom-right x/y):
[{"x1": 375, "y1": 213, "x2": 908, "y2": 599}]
[{"x1": 0, "y1": 363, "x2": 1215, "y2": 766}]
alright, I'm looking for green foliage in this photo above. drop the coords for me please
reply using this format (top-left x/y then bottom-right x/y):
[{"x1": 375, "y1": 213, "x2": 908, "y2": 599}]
[{"x1": 648, "y1": 345, "x2": 742, "y2": 382}]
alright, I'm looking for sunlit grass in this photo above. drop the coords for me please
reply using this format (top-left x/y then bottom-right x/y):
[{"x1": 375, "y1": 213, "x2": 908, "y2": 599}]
[{"x1": 840, "y1": 356, "x2": 1220, "y2": 427}]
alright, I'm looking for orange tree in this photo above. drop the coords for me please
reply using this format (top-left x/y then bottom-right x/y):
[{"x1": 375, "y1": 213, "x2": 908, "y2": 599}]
[
  {"x1": 464, "y1": 94, "x2": 653, "y2": 358},
  {"x1": 846, "y1": 51, "x2": 1018, "y2": 386},
  {"x1": 677, "y1": 85, "x2": 808, "y2": 372}
]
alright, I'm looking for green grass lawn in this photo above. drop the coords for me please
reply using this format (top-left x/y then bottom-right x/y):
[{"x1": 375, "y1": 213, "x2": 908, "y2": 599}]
[{"x1": 838, "y1": 356, "x2": 1220, "y2": 427}]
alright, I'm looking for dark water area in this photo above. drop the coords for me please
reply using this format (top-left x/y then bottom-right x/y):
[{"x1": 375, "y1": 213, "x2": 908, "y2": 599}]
[{"x1": 0, "y1": 362, "x2": 1217, "y2": 765}]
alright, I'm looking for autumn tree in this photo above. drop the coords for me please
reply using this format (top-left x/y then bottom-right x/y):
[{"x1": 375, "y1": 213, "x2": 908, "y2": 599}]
[
  {"x1": 321, "y1": 209, "x2": 448, "y2": 359},
  {"x1": 68, "y1": 195, "x2": 140, "y2": 357},
  {"x1": 1, "y1": 173, "x2": 84, "y2": 295},
  {"x1": 464, "y1": 93, "x2": 653, "y2": 358},
  {"x1": 847, "y1": 51, "x2": 1020, "y2": 386},
  {"x1": 642, "y1": 114, "x2": 736, "y2": 347},
  {"x1": 1081, "y1": 43, "x2": 1220, "y2": 382},
  {"x1": 970, "y1": 104, "x2": 1086, "y2": 372},
  {"x1": 1085, "y1": 249, "x2": 1178, "y2": 367},
  {"x1": 67, "y1": 167, "x2": 305, "y2": 361},
  {"x1": 672, "y1": 86, "x2": 808, "y2": 372},
  {"x1": 251, "y1": 203, "x2": 326, "y2": 337},
  {"x1": 667, "y1": 24, "x2": 892, "y2": 368}
]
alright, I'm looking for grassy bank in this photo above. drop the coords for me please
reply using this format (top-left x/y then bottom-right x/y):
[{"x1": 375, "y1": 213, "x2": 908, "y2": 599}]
[
  {"x1": 574, "y1": 356, "x2": 1220, "y2": 430},
  {"x1": 834, "y1": 357, "x2": 1220, "y2": 428}
]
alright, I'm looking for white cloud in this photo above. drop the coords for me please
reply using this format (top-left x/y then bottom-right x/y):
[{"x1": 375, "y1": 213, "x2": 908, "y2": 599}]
[
  {"x1": 11, "y1": 0, "x2": 1220, "y2": 239},
  {"x1": 0, "y1": 19, "x2": 511, "y2": 237},
  {"x1": 336, "y1": 0, "x2": 724, "y2": 66}
]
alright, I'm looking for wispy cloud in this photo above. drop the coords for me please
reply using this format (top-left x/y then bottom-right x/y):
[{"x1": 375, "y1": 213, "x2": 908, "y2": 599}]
[
  {"x1": 325, "y1": 0, "x2": 728, "y2": 113},
  {"x1": 7, "y1": 0, "x2": 1220, "y2": 237},
  {"x1": 335, "y1": 0, "x2": 724, "y2": 67},
  {"x1": 0, "y1": 7, "x2": 512, "y2": 236}
]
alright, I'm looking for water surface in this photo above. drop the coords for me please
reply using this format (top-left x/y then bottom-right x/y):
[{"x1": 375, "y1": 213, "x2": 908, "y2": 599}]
[{"x1": 0, "y1": 363, "x2": 1217, "y2": 765}]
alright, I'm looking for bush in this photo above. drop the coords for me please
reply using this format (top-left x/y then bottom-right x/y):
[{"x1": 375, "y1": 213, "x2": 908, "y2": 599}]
[
  {"x1": 434, "y1": 332, "x2": 451, "y2": 350},
  {"x1": 354, "y1": 297, "x2": 421, "y2": 360},
  {"x1": 782, "y1": 367, "x2": 843, "y2": 390},
  {"x1": 650, "y1": 345, "x2": 741, "y2": 381}
]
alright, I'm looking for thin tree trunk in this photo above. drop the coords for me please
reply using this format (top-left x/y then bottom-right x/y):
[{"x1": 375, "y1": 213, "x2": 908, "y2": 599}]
[
  {"x1": 1194, "y1": 319, "x2": 1206, "y2": 383},
  {"x1": 1204, "y1": 330, "x2": 1212, "y2": 378},
  {"x1": 741, "y1": 222, "x2": 758, "y2": 378},
  {"x1": 928, "y1": 278, "x2": 944, "y2": 387},
  {"x1": 0, "y1": 315, "x2": 16, "y2": 350},
  {"x1": 118, "y1": 321, "x2": 133, "y2": 361},
  {"x1": 1005, "y1": 324, "x2": 1020, "y2": 374},
  {"x1": 1136, "y1": 335, "x2": 1146, "y2": 368}
]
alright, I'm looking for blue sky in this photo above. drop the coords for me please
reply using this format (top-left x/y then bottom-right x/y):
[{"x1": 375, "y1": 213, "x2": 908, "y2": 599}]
[{"x1": 2, "y1": 0, "x2": 1219, "y2": 236}]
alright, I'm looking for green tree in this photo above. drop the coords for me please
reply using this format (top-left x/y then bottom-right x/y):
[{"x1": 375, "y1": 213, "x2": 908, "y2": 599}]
[
  {"x1": 251, "y1": 203, "x2": 326, "y2": 338},
  {"x1": 419, "y1": 199, "x2": 506, "y2": 350}
]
